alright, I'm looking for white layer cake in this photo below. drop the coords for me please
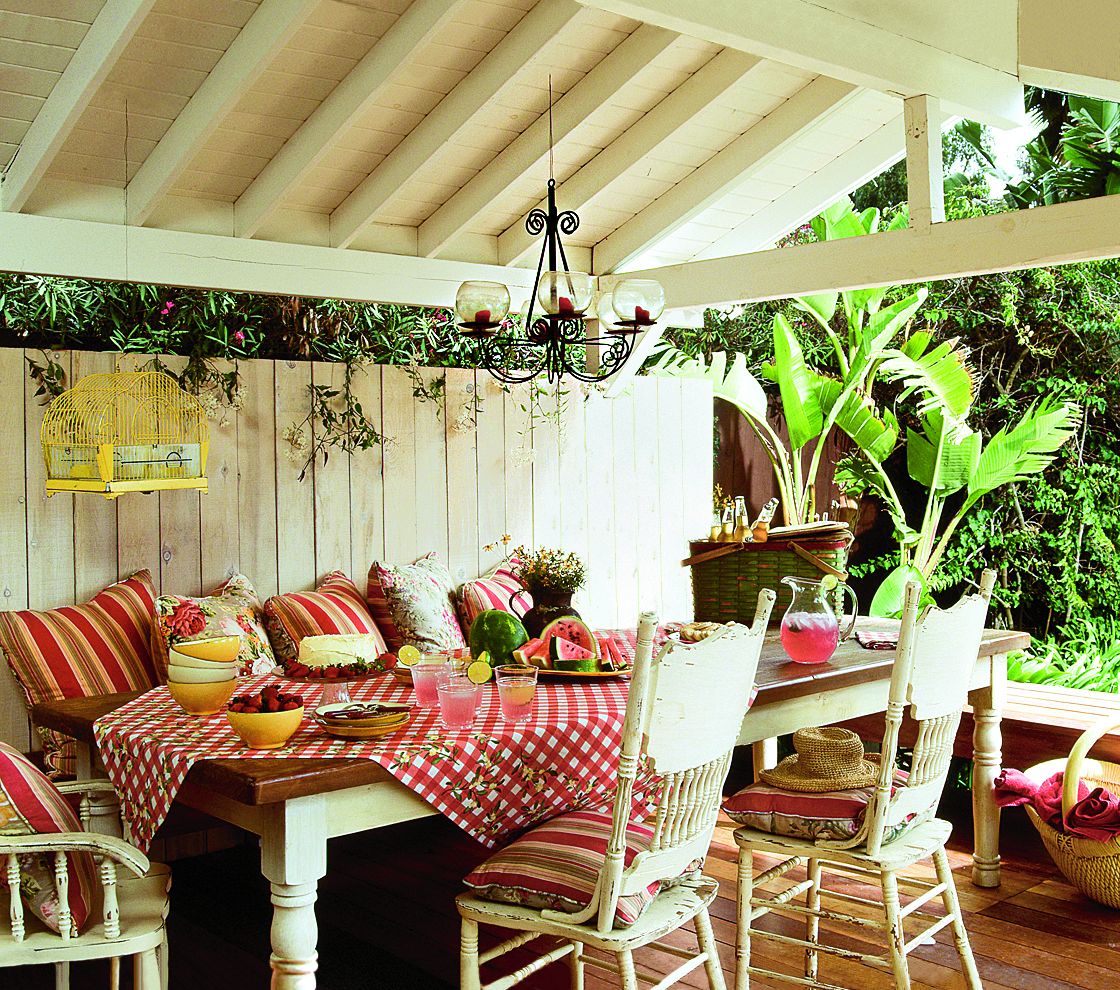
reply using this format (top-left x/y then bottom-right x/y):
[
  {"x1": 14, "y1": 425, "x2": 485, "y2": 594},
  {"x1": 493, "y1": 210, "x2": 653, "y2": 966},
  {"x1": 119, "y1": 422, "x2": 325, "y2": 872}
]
[{"x1": 298, "y1": 633, "x2": 384, "y2": 667}]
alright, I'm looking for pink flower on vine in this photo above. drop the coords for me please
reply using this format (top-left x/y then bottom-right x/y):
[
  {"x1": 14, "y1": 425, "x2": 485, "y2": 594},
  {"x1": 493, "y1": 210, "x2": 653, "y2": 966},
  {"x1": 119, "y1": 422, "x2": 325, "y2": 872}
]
[
  {"x1": 159, "y1": 300, "x2": 176, "y2": 317},
  {"x1": 233, "y1": 330, "x2": 246, "y2": 343}
]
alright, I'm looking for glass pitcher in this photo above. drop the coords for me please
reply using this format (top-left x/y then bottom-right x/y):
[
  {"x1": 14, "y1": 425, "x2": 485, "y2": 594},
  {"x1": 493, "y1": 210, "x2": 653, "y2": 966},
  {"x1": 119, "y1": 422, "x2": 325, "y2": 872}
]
[{"x1": 779, "y1": 576, "x2": 859, "y2": 664}]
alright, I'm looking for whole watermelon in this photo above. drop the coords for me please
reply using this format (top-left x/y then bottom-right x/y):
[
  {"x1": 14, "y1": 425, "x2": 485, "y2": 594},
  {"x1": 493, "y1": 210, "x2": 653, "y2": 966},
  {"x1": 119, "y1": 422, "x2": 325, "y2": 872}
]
[{"x1": 469, "y1": 610, "x2": 530, "y2": 665}]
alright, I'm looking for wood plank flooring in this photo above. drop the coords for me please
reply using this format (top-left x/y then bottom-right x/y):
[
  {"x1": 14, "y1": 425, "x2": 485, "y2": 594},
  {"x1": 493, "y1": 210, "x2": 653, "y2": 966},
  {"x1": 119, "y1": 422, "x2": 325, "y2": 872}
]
[{"x1": 10, "y1": 794, "x2": 1120, "y2": 989}]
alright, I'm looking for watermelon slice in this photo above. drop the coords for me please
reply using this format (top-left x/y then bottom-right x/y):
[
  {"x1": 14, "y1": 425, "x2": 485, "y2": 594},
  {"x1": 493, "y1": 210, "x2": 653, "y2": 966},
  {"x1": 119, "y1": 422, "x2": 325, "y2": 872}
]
[
  {"x1": 512, "y1": 637, "x2": 550, "y2": 668},
  {"x1": 550, "y1": 636, "x2": 598, "y2": 671},
  {"x1": 540, "y1": 616, "x2": 598, "y2": 657}
]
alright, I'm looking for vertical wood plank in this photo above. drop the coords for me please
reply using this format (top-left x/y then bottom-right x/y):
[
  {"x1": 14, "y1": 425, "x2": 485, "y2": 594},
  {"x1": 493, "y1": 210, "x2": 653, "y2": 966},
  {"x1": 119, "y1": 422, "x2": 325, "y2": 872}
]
[
  {"x1": 274, "y1": 360, "x2": 316, "y2": 592},
  {"x1": 503, "y1": 383, "x2": 534, "y2": 549},
  {"x1": 444, "y1": 368, "x2": 479, "y2": 586},
  {"x1": 24, "y1": 348, "x2": 75, "y2": 610},
  {"x1": 632, "y1": 378, "x2": 661, "y2": 615},
  {"x1": 311, "y1": 361, "x2": 353, "y2": 578},
  {"x1": 531, "y1": 386, "x2": 562, "y2": 549},
  {"x1": 71, "y1": 351, "x2": 119, "y2": 601},
  {"x1": 582, "y1": 390, "x2": 617, "y2": 628},
  {"x1": 0, "y1": 348, "x2": 29, "y2": 750},
  {"x1": 610, "y1": 391, "x2": 640, "y2": 627},
  {"x1": 680, "y1": 378, "x2": 714, "y2": 562},
  {"x1": 347, "y1": 362, "x2": 384, "y2": 585},
  {"x1": 114, "y1": 353, "x2": 161, "y2": 584},
  {"x1": 558, "y1": 388, "x2": 590, "y2": 616},
  {"x1": 655, "y1": 379, "x2": 689, "y2": 620},
  {"x1": 413, "y1": 367, "x2": 448, "y2": 565},
  {"x1": 475, "y1": 375, "x2": 507, "y2": 575},
  {"x1": 156, "y1": 355, "x2": 202, "y2": 597},
  {"x1": 237, "y1": 359, "x2": 279, "y2": 600},
  {"x1": 199, "y1": 358, "x2": 240, "y2": 591},
  {"x1": 381, "y1": 366, "x2": 418, "y2": 565}
]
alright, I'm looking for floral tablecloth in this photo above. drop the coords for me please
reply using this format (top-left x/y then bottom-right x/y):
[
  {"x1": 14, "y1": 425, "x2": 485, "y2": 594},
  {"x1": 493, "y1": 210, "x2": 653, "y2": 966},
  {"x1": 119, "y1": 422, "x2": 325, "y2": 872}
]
[{"x1": 93, "y1": 629, "x2": 666, "y2": 852}]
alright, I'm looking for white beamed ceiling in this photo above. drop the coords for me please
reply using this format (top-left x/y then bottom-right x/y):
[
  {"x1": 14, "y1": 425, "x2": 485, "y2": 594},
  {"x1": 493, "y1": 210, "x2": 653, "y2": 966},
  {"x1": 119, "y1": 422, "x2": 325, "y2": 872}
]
[{"x1": 0, "y1": 0, "x2": 1018, "y2": 285}]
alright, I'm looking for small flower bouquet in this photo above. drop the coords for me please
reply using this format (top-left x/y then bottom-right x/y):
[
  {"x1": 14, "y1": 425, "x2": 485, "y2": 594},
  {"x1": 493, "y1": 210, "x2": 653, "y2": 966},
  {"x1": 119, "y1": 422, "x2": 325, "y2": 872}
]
[{"x1": 483, "y1": 535, "x2": 586, "y2": 594}]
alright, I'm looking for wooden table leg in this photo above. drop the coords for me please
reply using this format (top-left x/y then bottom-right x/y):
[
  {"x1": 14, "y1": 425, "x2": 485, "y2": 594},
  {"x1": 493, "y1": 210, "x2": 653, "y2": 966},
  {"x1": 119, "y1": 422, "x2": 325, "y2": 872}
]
[
  {"x1": 969, "y1": 655, "x2": 1006, "y2": 888},
  {"x1": 260, "y1": 796, "x2": 327, "y2": 990},
  {"x1": 751, "y1": 738, "x2": 778, "y2": 783},
  {"x1": 76, "y1": 741, "x2": 123, "y2": 839}
]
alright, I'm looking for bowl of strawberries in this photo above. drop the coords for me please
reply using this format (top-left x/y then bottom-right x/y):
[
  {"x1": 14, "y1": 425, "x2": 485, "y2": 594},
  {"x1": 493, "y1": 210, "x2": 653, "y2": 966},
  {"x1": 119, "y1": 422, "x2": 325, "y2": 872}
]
[{"x1": 226, "y1": 686, "x2": 305, "y2": 750}]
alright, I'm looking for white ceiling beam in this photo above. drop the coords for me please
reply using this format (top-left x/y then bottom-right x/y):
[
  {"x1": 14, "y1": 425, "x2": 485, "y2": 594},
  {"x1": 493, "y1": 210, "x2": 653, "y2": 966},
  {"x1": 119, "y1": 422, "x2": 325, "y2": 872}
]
[
  {"x1": 125, "y1": 0, "x2": 318, "y2": 227},
  {"x1": 904, "y1": 95, "x2": 943, "y2": 228},
  {"x1": 0, "y1": 211, "x2": 536, "y2": 308},
  {"x1": 498, "y1": 49, "x2": 764, "y2": 267},
  {"x1": 330, "y1": 0, "x2": 582, "y2": 250},
  {"x1": 416, "y1": 23, "x2": 678, "y2": 260},
  {"x1": 1, "y1": 0, "x2": 157, "y2": 213},
  {"x1": 605, "y1": 191, "x2": 1120, "y2": 311},
  {"x1": 693, "y1": 114, "x2": 905, "y2": 261},
  {"x1": 1019, "y1": 0, "x2": 1120, "y2": 103},
  {"x1": 575, "y1": 0, "x2": 1024, "y2": 129},
  {"x1": 593, "y1": 76, "x2": 857, "y2": 274},
  {"x1": 236, "y1": 0, "x2": 466, "y2": 240}
]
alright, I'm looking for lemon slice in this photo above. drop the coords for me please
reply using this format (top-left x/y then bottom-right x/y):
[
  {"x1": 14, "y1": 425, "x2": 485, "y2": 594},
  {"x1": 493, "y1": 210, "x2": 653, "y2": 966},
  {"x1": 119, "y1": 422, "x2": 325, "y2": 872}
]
[
  {"x1": 397, "y1": 644, "x2": 422, "y2": 666},
  {"x1": 466, "y1": 659, "x2": 493, "y2": 684},
  {"x1": 820, "y1": 574, "x2": 839, "y2": 592}
]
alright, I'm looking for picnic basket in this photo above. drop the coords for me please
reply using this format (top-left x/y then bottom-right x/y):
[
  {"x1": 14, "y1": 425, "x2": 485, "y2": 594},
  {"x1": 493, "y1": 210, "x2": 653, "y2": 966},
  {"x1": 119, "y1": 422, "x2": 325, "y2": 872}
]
[
  {"x1": 1024, "y1": 712, "x2": 1120, "y2": 908},
  {"x1": 684, "y1": 525, "x2": 852, "y2": 626}
]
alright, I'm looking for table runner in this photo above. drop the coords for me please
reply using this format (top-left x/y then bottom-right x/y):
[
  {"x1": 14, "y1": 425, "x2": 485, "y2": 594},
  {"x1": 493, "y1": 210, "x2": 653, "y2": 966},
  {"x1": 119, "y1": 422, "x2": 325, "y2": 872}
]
[{"x1": 93, "y1": 629, "x2": 665, "y2": 852}]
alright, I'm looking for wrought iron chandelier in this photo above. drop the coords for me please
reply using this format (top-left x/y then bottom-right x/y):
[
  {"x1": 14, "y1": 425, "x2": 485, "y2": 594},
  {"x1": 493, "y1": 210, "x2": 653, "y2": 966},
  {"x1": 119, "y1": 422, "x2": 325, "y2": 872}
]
[{"x1": 454, "y1": 87, "x2": 665, "y2": 385}]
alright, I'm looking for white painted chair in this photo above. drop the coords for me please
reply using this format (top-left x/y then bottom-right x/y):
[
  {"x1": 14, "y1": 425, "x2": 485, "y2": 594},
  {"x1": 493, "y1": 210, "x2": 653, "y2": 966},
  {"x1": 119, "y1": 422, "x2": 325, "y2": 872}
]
[
  {"x1": 0, "y1": 780, "x2": 170, "y2": 989},
  {"x1": 458, "y1": 592, "x2": 776, "y2": 990},
  {"x1": 733, "y1": 571, "x2": 996, "y2": 990}
]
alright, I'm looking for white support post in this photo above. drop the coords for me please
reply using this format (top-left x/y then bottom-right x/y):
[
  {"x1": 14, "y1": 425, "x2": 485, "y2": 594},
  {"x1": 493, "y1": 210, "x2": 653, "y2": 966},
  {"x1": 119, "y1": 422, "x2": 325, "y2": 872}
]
[
  {"x1": 1, "y1": 0, "x2": 157, "y2": 214},
  {"x1": 904, "y1": 95, "x2": 944, "y2": 228}
]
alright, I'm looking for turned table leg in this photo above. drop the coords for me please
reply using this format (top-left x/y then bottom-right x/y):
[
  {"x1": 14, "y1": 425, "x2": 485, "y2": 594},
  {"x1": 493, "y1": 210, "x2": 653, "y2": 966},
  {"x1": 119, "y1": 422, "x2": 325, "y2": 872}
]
[
  {"x1": 969, "y1": 655, "x2": 1006, "y2": 888},
  {"x1": 75, "y1": 742, "x2": 123, "y2": 839},
  {"x1": 260, "y1": 796, "x2": 327, "y2": 990}
]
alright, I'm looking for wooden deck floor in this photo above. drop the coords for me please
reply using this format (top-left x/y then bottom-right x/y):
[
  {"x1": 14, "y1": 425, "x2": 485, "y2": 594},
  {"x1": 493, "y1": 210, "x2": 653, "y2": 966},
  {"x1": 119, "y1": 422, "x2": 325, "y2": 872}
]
[{"x1": 12, "y1": 795, "x2": 1120, "y2": 989}]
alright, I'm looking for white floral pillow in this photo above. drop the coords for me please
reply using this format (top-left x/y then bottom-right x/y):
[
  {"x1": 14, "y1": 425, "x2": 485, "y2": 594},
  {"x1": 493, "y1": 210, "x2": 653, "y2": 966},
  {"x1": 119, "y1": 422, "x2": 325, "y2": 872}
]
[{"x1": 366, "y1": 554, "x2": 466, "y2": 653}]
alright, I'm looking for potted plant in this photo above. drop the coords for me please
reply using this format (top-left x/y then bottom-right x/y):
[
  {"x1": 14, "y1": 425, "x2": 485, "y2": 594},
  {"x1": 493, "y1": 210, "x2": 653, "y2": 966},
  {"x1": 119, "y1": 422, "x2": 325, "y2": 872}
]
[{"x1": 509, "y1": 545, "x2": 587, "y2": 638}]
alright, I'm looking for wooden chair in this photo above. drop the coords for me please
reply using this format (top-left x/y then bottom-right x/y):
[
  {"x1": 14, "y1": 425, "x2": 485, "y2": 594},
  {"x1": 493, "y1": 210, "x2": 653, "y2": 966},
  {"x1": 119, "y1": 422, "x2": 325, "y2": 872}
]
[
  {"x1": 734, "y1": 571, "x2": 996, "y2": 990},
  {"x1": 457, "y1": 592, "x2": 776, "y2": 990},
  {"x1": 1, "y1": 780, "x2": 171, "y2": 989}
]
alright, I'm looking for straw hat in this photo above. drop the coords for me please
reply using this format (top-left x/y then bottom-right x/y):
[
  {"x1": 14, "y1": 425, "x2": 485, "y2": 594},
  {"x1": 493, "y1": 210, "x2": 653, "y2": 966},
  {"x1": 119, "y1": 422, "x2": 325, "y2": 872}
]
[{"x1": 759, "y1": 727, "x2": 878, "y2": 792}]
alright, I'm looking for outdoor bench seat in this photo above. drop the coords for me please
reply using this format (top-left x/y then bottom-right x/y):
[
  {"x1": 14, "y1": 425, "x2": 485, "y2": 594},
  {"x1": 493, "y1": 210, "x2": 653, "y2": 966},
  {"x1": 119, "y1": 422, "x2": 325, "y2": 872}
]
[{"x1": 835, "y1": 681, "x2": 1120, "y2": 768}]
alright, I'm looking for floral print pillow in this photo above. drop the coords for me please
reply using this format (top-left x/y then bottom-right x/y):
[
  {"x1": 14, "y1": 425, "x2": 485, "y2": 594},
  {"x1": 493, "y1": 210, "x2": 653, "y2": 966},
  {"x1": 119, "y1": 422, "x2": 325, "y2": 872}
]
[
  {"x1": 155, "y1": 574, "x2": 275, "y2": 677},
  {"x1": 366, "y1": 553, "x2": 466, "y2": 653}
]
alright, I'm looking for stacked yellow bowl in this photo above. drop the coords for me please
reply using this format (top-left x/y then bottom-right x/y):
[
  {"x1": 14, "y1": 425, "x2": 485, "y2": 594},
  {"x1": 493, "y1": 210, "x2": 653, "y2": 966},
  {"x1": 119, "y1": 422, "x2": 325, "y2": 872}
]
[{"x1": 167, "y1": 636, "x2": 241, "y2": 715}]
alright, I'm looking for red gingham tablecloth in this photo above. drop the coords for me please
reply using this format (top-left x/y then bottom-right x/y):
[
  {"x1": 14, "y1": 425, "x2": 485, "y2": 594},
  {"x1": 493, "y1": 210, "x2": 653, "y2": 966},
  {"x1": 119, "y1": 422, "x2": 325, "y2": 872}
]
[{"x1": 93, "y1": 629, "x2": 671, "y2": 853}]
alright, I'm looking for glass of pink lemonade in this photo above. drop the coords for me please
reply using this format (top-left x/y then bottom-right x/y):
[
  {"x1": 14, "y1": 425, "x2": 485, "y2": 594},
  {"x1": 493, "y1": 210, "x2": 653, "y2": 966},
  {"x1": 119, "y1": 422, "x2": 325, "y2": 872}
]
[
  {"x1": 411, "y1": 660, "x2": 450, "y2": 708},
  {"x1": 438, "y1": 679, "x2": 483, "y2": 730},
  {"x1": 495, "y1": 665, "x2": 538, "y2": 723},
  {"x1": 778, "y1": 575, "x2": 859, "y2": 664}
]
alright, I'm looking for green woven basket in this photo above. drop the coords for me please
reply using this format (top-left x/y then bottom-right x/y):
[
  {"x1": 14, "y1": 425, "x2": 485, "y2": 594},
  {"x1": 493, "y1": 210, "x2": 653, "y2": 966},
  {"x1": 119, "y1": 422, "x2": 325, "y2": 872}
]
[{"x1": 688, "y1": 536, "x2": 852, "y2": 626}]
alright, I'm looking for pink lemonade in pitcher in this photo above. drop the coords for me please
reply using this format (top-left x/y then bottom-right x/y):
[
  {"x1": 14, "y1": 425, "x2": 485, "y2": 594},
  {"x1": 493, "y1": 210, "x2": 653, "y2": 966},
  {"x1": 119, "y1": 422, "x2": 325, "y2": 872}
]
[{"x1": 780, "y1": 611, "x2": 840, "y2": 663}]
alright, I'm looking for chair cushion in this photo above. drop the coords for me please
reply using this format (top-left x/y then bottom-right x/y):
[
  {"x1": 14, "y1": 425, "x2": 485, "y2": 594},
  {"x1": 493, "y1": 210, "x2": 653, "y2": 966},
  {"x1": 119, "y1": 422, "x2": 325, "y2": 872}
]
[
  {"x1": 0, "y1": 570, "x2": 160, "y2": 776},
  {"x1": 463, "y1": 809, "x2": 687, "y2": 927},
  {"x1": 0, "y1": 741, "x2": 97, "y2": 935},
  {"x1": 366, "y1": 553, "x2": 466, "y2": 653},
  {"x1": 722, "y1": 771, "x2": 912, "y2": 843},
  {"x1": 156, "y1": 573, "x2": 275, "y2": 678},
  {"x1": 457, "y1": 563, "x2": 532, "y2": 628},
  {"x1": 263, "y1": 571, "x2": 386, "y2": 663}
]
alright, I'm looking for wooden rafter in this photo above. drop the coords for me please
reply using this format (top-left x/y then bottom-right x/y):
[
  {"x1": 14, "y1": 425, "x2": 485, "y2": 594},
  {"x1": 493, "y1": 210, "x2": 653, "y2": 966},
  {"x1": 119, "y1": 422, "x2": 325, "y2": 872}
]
[
  {"x1": 329, "y1": 0, "x2": 583, "y2": 250},
  {"x1": 235, "y1": 0, "x2": 467, "y2": 239},
  {"x1": 125, "y1": 0, "x2": 318, "y2": 227},
  {"x1": 593, "y1": 76, "x2": 857, "y2": 274},
  {"x1": 1019, "y1": 0, "x2": 1120, "y2": 103},
  {"x1": 1, "y1": 0, "x2": 157, "y2": 214},
  {"x1": 416, "y1": 23, "x2": 679, "y2": 260},
  {"x1": 497, "y1": 48, "x2": 764, "y2": 267},
  {"x1": 904, "y1": 95, "x2": 944, "y2": 228}
]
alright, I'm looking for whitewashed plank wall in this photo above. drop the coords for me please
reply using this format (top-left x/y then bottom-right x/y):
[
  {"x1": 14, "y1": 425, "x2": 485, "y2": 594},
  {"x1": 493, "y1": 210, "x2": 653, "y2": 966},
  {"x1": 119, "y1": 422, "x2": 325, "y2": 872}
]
[{"x1": 0, "y1": 349, "x2": 712, "y2": 751}]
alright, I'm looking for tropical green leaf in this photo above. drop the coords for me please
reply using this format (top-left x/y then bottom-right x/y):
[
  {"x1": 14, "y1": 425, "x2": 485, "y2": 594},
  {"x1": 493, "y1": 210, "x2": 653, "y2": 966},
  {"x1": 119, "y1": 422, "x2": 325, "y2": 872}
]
[
  {"x1": 870, "y1": 565, "x2": 927, "y2": 619},
  {"x1": 815, "y1": 377, "x2": 899, "y2": 462},
  {"x1": 791, "y1": 292, "x2": 839, "y2": 328},
  {"x1": 849, "y1": 290, "x2": 927, "y2": 374},
  {"x1": 811, "y1": 199, "x2": 866, "y2": 242},
  {"x1": 772, "y1": 313, "x2": 824, "y2": 449},
  {"x1": 878, "y1": 339, "x2": 974, "y2": 422},
  {"x1": 900, "y1": 329, "x2": 933, "y2": 359},
  {"x1": 906, "y1": 425, "x2": 980, "y2": 494},
  {"x1": 647, "y1": 347, "x2": 768, "y2": 422}
]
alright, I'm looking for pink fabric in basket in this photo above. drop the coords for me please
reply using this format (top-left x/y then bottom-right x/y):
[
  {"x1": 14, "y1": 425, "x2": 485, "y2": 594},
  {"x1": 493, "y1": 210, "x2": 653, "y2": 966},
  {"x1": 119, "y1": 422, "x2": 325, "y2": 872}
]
[{"x1": 1066, "y1": 788, "x2": 1120, "y2": 841}]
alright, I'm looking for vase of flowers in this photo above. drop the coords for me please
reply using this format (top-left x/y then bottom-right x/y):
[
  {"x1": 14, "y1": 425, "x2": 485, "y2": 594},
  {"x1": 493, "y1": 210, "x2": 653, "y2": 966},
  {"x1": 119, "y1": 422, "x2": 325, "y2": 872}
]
[{"x1": 503, "y1": 543, "x2": 587, "y2": 638}]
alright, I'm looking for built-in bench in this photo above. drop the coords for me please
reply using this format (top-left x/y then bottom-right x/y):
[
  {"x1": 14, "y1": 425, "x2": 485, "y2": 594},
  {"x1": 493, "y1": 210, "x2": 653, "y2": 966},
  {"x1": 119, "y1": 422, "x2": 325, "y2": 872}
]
[{"x1": 836, "y1": 681, "x2": 1120, "y2": 768}]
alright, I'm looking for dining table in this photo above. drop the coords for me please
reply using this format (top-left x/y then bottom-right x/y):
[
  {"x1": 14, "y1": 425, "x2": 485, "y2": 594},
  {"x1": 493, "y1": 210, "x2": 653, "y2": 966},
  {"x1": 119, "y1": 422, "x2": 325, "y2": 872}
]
[{"x1": 32, "y1": 619, "x2": 1028, "y2": 990}]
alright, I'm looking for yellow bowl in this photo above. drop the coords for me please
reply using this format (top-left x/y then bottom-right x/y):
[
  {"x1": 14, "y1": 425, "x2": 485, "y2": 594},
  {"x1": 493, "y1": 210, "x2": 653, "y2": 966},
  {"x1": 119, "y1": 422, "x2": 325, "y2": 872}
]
[
  {"x1": 167, "y1": 679, "x2": 237, "y2": 717},
  {"x1": 173, "y1": 636, "x2": 242, "y2": 663},
  {"x1": 226, "y1": 707, "x2": 305, "y2": 750},
  {"x1": 169, "y1": 649, "x2": 241, "y2": 671},
  {"x1": 167, "y1": 663, "x2": 238, "y2": 684}
]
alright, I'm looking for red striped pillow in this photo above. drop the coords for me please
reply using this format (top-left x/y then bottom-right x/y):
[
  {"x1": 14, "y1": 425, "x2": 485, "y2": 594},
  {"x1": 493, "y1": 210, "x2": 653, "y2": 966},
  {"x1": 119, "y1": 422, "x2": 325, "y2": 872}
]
[
  {"x1": 463, "y1": 809, "x2": 676, "y2": 927},
  {"x1": 457, "y1": 564, "x2": 532, "y2": 627},
  {"x1": 264, "y1": 571, "x2": 386, "y2": 663},
  {"x1": 0, "y1": 741, "x2": 97, "y2": 934},
  {"x1": 0, "y1": 570, "x2": 160, "y2": 776}
]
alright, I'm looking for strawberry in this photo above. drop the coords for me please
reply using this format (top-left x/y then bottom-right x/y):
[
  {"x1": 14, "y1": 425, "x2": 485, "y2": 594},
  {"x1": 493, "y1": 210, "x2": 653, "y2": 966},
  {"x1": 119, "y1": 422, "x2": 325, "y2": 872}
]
[
  {"x1": 323, "y1": 666, "x2": 340, "y2": 679},
  {"x1": 266, "y1": 697, "x2": 281, "y2": 712},
  {"x1": 379, "y1": 652, "x2": 398, "y2": 669},
  {"x1": 281, "y1": 701, "x2": 300, "y2": 711}
]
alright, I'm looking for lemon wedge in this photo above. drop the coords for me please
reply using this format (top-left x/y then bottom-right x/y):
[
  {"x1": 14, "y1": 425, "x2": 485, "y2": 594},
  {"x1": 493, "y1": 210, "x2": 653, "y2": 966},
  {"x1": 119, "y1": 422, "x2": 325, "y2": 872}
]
[
  {"x1": 397, "y1": 644, "x2": 422, "y2": 666},
  {"x1": 820, "y1": 573, "x2": 839, "y2": 592},
  {"x1": 466, "y1": 659, "x2": 493, "y2": 684}
]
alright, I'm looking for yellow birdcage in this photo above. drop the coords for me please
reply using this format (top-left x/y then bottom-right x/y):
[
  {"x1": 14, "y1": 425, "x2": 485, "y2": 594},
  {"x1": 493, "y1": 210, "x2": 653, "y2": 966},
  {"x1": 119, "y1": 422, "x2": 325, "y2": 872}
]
[{"x1": 41, "y1": 371, "x2": 209, "y2": 498}]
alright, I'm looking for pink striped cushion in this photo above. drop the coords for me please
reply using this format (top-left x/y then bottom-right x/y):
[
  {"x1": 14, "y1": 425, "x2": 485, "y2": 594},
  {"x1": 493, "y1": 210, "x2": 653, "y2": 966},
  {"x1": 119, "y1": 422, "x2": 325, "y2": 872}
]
[
  {"x1": 0, "y1": 741, "x2": 97, "y2": 934},
  {"x1": 263, "y1": 572, "x2": 386, "y2": 663},
  {"x1": 457, "y1": 564, "x2": 532, "y2": 627},
  {"x1": 463, "y1": 809, "x2": 683, "y2": 927}
]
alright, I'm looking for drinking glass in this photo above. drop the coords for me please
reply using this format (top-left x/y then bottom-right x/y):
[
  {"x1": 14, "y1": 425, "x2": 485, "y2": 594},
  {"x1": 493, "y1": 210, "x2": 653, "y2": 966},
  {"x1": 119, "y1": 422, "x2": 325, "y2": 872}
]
[
  {"x1": 411, "y1": 662, "x2": 451, "y2": 708},
  {"x1": 438, "y1": 680, "x2": 483, "y2": 730},
  {"x1": 495, "y1": 665, "x2": 537, "y2": 724}
]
